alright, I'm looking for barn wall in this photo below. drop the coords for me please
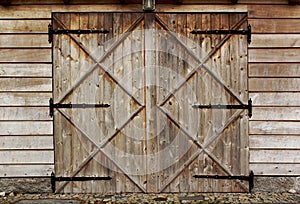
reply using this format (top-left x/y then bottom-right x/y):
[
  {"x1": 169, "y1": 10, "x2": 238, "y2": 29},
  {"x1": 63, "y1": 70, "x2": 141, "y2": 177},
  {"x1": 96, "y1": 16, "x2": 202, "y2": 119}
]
[{"x1": 0, "y1": 2, "x2": 299, "y2": 182}]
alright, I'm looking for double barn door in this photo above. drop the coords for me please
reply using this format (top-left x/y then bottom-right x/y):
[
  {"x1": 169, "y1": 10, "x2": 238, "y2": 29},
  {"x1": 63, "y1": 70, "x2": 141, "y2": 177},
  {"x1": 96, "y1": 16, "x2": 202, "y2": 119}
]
[{"x1": 52, "y1": 12, "x2": 249, "y2": 193}]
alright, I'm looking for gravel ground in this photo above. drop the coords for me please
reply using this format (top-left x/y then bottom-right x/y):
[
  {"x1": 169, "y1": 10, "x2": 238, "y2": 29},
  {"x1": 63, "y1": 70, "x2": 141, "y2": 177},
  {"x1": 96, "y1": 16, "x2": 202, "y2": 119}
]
[{"x1": 0, "y1": 192, "x2": 299, "y2": 204}]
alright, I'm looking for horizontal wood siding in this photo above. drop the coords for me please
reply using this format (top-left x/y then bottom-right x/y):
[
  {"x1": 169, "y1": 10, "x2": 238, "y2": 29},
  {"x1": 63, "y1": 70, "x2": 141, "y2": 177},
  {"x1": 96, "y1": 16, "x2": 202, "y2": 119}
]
[
  {"x1": 248, "y1": 5, "x2": 300, "y2": 175},
  {"x1": 0, "y1": 3, "x2": 299, "y2": 179}
]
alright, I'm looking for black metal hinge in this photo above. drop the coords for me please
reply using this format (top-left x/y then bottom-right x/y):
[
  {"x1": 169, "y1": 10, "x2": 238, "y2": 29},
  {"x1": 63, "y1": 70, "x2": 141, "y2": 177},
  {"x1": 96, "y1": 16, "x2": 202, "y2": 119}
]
[
  {"x1": 192, "y1": 98, "x2": 252, "y2": 118},
  {"x1": 49, "y1": 98, "x2": 110, "y2": 117},
  {"x1": 194, "y1": 171, "x2": 254, "y2": 193},
  {"x1": 48, "y1": 24, "x2": 109, "y2": 43},
  {"x1": 51, "y1": 172, "x2": 112, "y2": 193},
  {"x1": 191, "y1": 24, "x2": 252, "y2": 44}
]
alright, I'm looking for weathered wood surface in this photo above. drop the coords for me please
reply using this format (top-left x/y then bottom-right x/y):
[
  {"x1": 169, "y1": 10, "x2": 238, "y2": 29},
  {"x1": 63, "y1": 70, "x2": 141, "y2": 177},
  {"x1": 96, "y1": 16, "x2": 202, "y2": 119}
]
[
  {"x1": 251, "y1": 107, "x2": 300, "y2": 121},
  {"x1": 249, "y1": 64, "x2": 300, "y2": 77},
  {"x1": 250, "y1": 135, "x2": 300, "y2": 149},
  {"x1": 0, "y1": 35, "x2": 50, "y2": 48},
  {"x1": 250, "y1": 93, "x2": 300, "y2": 106},
  {"x1": 0, "y1": 64, "x2": 52, "y2": 77},
  {"x1": 0, "y1": 121, "x2": 53, "y2": 135},
  {"x1": 249, "y1": 19, "x2": 300, "y2": 33},
  {"x1": 250, "y1": 34, "x2": 300, "y2": 48},
  {"x1": 248, "y1": 5, "x2": 300, "y2": 18},
  {"x1": 0, "y1": 78, "x2": 52, "y2": 92},
  {"x1": 0, "y1": 20, "x2": 49, "y2": 33},
  {"x1": 0, "y1": 165, "x2": 54, "y2": 177},
  {"x1": 0, "y1": 93, "x2": 51, "y2": 106},
  {"x1": 250, "y1": 163, "x2": 300, "y2": 175},
  {"x1": 250, "y1": 121, "x2": 300, "y2": 135},
  {"x1": 0, "y1": 107, "x2": 50, "y2": 120},
  {"x1": 249, "y1": 49, "x2": 300, "y2": 63},
  {"x1": 0, "y1": 150, "x2": 54, "y2": 164},
  {"x1": 0, "y1": 49, "x2": 51, "y2": 62},
  {"x1": 250, "y1": 150, "x2": 300, "y2": 163},
  {"x1": 0, "y1": 136, "x2": 53, "y2": 149},
  {"x1": 249, "y1": 78, "x2": 300, "y2": 92}
]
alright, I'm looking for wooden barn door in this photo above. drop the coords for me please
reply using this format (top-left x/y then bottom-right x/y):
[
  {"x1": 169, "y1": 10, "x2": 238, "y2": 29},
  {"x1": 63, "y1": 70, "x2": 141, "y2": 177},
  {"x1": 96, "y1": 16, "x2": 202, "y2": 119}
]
[{"x1": 52, "y1": 12, "x2": 249, "y2": 193}]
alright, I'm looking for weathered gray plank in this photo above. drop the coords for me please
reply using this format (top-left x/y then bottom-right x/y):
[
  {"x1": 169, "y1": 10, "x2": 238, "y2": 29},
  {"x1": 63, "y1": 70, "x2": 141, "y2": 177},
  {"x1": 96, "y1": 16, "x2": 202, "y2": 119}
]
[
  {"x1": 250, "y1": 135, "x2": 300, "y2": 149},
  {"x1": 250, "y1": 93, "x2": 300, "y2": 106},
  {"x1": 0, "y1": 64, "x2": 52, "y2": 77},
  {"x1": 0, "y1": 107, "x2": 50, "y2": 120},
  {"x1": 250, "y1": 150, "x2": 300, "y2": 163},
  {"x1": 0, "y1": 20, "x2": 49, "y2": 33},
  {"x1": 249, "y1": 63, "x2": 300, "y2": 77},
  {"x1": 250, "y1": 163, "x2": 300, "y2": 175},
  {"x1": 0, "y1": 121, "x2": 52, "y2": 135},
  {"x1": 0, "y1": 136, "x2": 53, "y2": 149},
  {"x1": 249, "y1": 49, "x2": 300, "y2": 63},
  {"x1": 0, "y1": 164, "x2": 54, "y2": 177},
  {"x1": 249, "y1": 78, "x2": 300, "y2": 92},
  {"x1": 251, "y1": 107, "x2": 300, "y2": 121},
  {"x1": 0, "y1": 93, "x2": 51, "y2": 106},
  {"x1": 250, "y1": 34, "x2": 300, "y2": 48},
  {"x1": 0, "y1": 150, "x2": 54, "y2": 164},
  {"x1": 0, "y1": 49, "x2": 51, "y2": 63},
  {"x1": 0, "y1": 78, "x2": 52, "y2": 92},
  {"x1": 250, "y1": 121, "x2": 300, "y2": 135},
  {"x1": 0, "y1": 35, "x2": 50, "y2": 48}
]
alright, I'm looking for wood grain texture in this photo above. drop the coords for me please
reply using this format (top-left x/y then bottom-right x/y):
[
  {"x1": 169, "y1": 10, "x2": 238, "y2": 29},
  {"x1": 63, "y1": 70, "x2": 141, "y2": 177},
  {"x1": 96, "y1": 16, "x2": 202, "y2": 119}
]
[
  {"x1": 0, "y1": 49, "x2": 51, "y2": 63},
  {"x1": 250, "y1": 121, "x2": 300, "y2": 135},
  {"x1": 250, "y1": 163, "x2": 300, "y2": 175},
  {"x1": 249, "y1": 19, "x2": 300, "y2": 33},
  {"x1": 251, "y1": 107, "x2": 300, "y2": 121},
  {"x1": 250, "y1": 93, "x2": 300, "y2": 106},
  {"x1": 250, "y1": 135, "x2": 300, "y2": 149},
  {"x1": 249, "y1": 49, "x2": 300, "y2": 63},
  {"x1": 0, "y1": 64, "x2": 52, "y2": 77},
  {"x1": 0, "y1": 20, "x2": 49, "y2": 33},
  {"x1": 0, "y1": 136, "x2": 53, "y2": 149},
  {"x1": 250, "y1": 34, "x2": 300, "y2": 48},
  {"x1": 0, "y1": 35, "x2": 50, "y2": 48},
  {"x1": 249, "y1": 63, "x2": 300, "y2": 77},
  {"x1": 250, "y1": 150, "x2": 300, "y2": 163},
  {"x1": 0, "y1": 107, "x2": 50, "y2": 121},
  {"x1": 0, "y1": 150, "x2": 54, "y2": 164},
  {"x1": 249, "y1": 78, "x2": 300, "y2": 92},
  {"x1": 0, "y1": 121, "x2": 52, "y2": 135},
  {"x1": 0, "y1": 93, "x2": 51, "y2": 106},
  {"x1": 248, "y1": 5, "x2": 300, "y2": 18},
  {"x1": 0, "y1": 78, "x2": 52, "y2": 92},
  {"x1": 0, "y1": 164, "x2": 54, "y2": 177}
]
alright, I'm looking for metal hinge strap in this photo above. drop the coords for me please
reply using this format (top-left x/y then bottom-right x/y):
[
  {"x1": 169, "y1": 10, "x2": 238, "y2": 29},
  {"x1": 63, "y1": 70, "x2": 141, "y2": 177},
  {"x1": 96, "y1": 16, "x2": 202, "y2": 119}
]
[
  {"x1": 48, "y1": 24, "x2": 109, "y2": 43},
  {"x1": 191, "y1": 24, "x2": 252, "y2": 44},
  {"x1": 192, "y1": 98, "x2": 252, "y2": 118},
  {"x1": 49, "y1": 98, "x2": 110, "y2": 117}
]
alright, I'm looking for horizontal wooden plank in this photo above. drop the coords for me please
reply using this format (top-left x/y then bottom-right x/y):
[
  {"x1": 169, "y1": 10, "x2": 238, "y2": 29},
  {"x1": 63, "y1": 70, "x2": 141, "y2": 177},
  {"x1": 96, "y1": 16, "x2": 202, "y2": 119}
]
[
  {"x1": 0, "y1": 136, "x2": 53, "y2": 149},
  {"x1": 251, "y1": 107, "x2": 300, "y2": 121},
  {"x1": 249, "y1": 63, "x2": 300, "y2": 77},
  {"x1": 249, "y1": 49, "x2": 300, "y2": 63},
  {"x1": 0, "y1": 150, "x2": 54, "y2": 164},
  {"x1": 0, "y1": 78, "x2": 52, "y2": 92},
  {"x1": 249, "y1": 78, "x2": 300, "y2": 92},
  {"x1": 250, "y1": 135, "x2": 300, "y2": 149},
  {"x1": 249, "y1": 19, "x2": 300, "y2": 33},
  {"x1": 0, "y1": 5, "x2": 248, "y2": 18},
  {"x1": 0, "y1": 92, "x2": 51, "y2": 106},
  {"x1": 0, "y1": 107, "x2": 50, "y2": 120},
  {"x1": 0, "y1": 64, "x2": 52, "y2": 77},
  {"x1": 250, "y1": 34, "x2": 300, "y2": 48},
  {"x1": 248, "y1": 5, "x2": 300, "y2": 19},
  {"x1": 0, "y1": 34, "x2": 50, "y2": 48},
  {"x1": 0, "y1": 121, "x2": 53, "y2": 135},
  {"x1": 250, "y1": 121, "x2": 300, "y2": 135},
  {"x1": 0, "y1": 164, "x2": 54, "y2": 177},
  {"x1": 0, "y1": 20, "x2": 49, "y2": 33},
  {"x1": 250, "y1": 150, "x2": 300, "y2": 163},
  {"x1": 250, "y1": 93, "x2": 300, "y2": 106},
  {"x1": 250, "y1": 163, "x2": 300, "y2": 175},
  {"x1": 0, "y1": 49, "x2": 51, "y2": 63}
]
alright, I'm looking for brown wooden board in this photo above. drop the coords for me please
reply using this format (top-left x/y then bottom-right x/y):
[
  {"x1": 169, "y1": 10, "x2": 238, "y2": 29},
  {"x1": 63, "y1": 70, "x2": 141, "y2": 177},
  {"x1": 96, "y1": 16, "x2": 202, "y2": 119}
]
[{"x1": 53, "y1": 12, "x2": 249, "y2": 193}]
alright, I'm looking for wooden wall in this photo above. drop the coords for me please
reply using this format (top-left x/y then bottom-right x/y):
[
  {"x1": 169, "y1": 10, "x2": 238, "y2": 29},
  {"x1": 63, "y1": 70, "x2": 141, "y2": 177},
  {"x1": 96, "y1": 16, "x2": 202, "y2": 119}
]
[{"x1": 0, "y1": 2, "x2": 299, "y2": 178}]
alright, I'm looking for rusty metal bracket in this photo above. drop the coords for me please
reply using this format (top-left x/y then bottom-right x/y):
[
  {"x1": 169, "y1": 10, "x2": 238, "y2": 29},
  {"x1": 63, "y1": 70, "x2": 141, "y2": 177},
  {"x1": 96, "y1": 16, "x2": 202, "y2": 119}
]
[
  {"x1": 193, "y1": 98, "x2": 252, "y2": 118},
  {"x1": 48, "y1": 24, "x2": 109, "y2": 43},
  {"x1": 191, "y1": 24, "x2": 251, "y2": 44},
  {"x1": 194, "y1": 171, "x2": 254, "y2": 193},
  {"x1": 49, "y1": 98, "x2": 110, "y2": 117}
]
